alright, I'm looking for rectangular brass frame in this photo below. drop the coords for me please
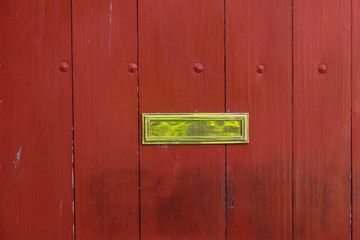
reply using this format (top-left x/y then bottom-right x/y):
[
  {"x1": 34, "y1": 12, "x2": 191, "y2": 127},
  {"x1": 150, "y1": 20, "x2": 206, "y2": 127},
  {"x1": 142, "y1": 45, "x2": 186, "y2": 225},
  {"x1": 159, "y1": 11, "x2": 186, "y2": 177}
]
[{"x1": 142, "y1": 113, "x2": 249, "y2": 145}]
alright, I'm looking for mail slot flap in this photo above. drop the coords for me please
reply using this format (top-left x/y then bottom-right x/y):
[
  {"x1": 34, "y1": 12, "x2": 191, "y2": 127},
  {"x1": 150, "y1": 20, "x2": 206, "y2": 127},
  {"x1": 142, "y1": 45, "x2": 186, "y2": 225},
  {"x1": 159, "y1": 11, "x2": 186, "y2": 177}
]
[{"x1": 142, "y1": 113, "x2": 249, "y2": 145}]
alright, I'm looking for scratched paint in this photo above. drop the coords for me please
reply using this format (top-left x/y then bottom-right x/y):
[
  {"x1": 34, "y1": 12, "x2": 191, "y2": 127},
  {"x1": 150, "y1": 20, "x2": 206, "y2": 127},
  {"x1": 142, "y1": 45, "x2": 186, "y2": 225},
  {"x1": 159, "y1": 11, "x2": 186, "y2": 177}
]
[
  {"x1": 13, "y1": 145, "x2": 22, "y2": 170},
  {"x1": 59, "y1": 198, "x2": 64, "y2": 216},
  {"x1": 108, "y1": 0, "x2": 112, "y2": 57}
]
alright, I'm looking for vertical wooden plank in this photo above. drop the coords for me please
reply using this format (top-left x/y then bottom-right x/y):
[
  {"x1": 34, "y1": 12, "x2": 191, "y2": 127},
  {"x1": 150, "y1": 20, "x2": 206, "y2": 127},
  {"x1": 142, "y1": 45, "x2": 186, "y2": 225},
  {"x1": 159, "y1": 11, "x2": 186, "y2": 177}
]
[
  {"x1": 353, "y1": 0, "x2": 360, "y2": 238},
  {"x1": 0, "y1": 1, "x2": 73, "y2": 239},
  {"x1": 72, "y1": 0, "x2": 138, "y2": 239},
  {"x1": 139, "y1": 0, "x2": 225, "y2": 239},
  {"x1": 226, "y1": 0, "x2": 292, "y2": 239},
  {"x1": 293, "y1": 0, "x2": 351, "y2": 239}
]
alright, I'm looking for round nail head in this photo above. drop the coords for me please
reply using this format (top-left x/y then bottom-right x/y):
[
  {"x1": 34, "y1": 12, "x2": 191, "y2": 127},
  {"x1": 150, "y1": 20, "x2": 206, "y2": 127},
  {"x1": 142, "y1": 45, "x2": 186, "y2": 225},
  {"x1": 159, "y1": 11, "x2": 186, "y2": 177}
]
[
  {"x1": 194, "y1": 63, "x2": 204, "y2": 73},
  {"x1": 256, "y1": 64, "x2": 266, "y2": 74},
  {"x1": 128, "y1": 63, "x2": 138, "y2": 73},
  {"x1": 318, "y1": 64, "x2": 328, "y2": 74},
  {"x1": 59, "y1": 62, "x2": 69, "y2": 73}
]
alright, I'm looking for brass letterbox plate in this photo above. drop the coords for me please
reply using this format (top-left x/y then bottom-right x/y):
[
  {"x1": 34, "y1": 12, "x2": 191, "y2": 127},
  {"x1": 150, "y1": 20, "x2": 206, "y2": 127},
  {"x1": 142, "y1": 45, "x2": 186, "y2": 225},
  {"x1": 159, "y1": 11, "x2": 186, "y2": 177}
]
[{"x1": 142, "y1": 113, "x2": 249, "y2": 145}]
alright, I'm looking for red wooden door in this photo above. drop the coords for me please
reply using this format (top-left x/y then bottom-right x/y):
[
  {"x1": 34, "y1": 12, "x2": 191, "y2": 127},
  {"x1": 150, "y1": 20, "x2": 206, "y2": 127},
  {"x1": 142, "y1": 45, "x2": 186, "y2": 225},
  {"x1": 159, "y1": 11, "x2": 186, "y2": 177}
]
[{"x1": 1, "y1": 0, "x2": 358, "y2": 239}]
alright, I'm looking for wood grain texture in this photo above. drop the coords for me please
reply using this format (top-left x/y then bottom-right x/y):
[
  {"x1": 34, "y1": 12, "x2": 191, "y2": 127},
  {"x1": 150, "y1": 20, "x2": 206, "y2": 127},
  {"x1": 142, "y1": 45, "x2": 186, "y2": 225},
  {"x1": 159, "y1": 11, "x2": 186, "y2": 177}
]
[
  {"x1": 353, "y1": 0, "x2": 360, "y2": 238},
  {"x1": 226, "y1": 0, "x2": 292, "y2": 239},
  {"x1": 293, "y1": 0, "x2": 351, "y2": 239},
  {"x1": 72, "y1": 0, "x2": 139, "y2": 239},
  {"x1": 0, "y1": 1, "x2": 73, "y2": 239},
  {"x1": 138, "y1": 0, "x2": 225, "y2": 239}
]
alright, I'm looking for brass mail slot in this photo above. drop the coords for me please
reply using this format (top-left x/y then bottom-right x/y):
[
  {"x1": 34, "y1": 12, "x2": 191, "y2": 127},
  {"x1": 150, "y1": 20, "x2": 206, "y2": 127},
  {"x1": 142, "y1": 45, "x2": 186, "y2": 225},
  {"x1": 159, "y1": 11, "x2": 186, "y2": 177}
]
[{"x1": 142, "y1": 113, "x2": 249, "y2": 145}]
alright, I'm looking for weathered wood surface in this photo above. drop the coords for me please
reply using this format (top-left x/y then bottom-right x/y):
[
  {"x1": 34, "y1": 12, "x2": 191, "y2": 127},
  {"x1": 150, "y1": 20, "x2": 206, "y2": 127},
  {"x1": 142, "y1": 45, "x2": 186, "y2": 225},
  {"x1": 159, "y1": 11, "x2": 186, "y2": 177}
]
[
  {"x1": 0, "y1": 0, "x2": 73, "y2": 239},
  {"x1": 293, "y1": 0, "x2": 352, "y2": 238},
  {"x1": 1, "y1": 1, "x2": 357, "y2": 239},
  {"x1": 353, "y1": 0, "x2": 360, "y2": 238},
  {"x1": 73, "y1": 0, "x2": 139, "y2": 239},
  {"x1": 226, "y1": 0, "x2": 292, "y2": 239}
]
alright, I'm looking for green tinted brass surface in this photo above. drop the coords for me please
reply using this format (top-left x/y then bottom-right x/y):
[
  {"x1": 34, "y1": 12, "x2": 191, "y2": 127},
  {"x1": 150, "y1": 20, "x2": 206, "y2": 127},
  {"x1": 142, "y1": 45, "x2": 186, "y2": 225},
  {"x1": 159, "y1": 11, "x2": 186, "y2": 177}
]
[{"x1": 142, "y1": 113, "x2": 249, "y2": 144}]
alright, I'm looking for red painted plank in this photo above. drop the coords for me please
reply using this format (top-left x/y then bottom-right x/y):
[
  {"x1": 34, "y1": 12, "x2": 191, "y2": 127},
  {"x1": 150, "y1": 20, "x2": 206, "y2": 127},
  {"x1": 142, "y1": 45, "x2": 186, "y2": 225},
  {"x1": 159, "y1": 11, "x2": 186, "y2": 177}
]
[
  {"x1": 139, "y1": 0, "x2": 225, "y2": 239},
  {"x1": 0, "y1": 1, "x2": 73, "y2": 239},
  {"x1": 72, "y1": 0, "x2": 139, "y2": 239},
  {"x1": 226, "y1": 0, "x2": 292, "y2": 239},
  {"x1": 353, "y1": 0, "x2": 360, "y2": 238},
  {"x1": 293, "y1": 0, "x2": 351, "y2": 239}
]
